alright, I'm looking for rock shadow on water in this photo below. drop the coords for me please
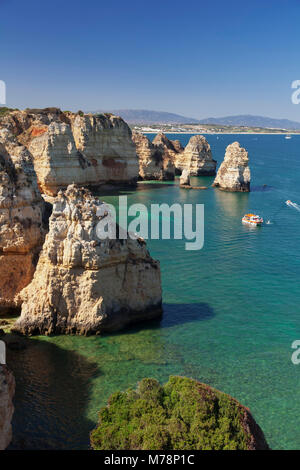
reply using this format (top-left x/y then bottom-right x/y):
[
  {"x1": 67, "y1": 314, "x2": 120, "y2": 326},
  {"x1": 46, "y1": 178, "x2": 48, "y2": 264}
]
[
  {"x1": 109, "y1": 302, "x2": 215, "y2": 336},
  {"x1": 6, "y1": 335, "x2": 100, "y2": 450},
  {"x1": 251, "y1": 184, "x2": 273, "y2": 192}
]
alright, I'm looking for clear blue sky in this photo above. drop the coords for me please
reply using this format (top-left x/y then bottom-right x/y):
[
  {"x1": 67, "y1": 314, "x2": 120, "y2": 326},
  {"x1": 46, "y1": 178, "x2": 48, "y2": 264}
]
[{"x1": 1, "y1": 0, "x2": 300, "y2": 120}]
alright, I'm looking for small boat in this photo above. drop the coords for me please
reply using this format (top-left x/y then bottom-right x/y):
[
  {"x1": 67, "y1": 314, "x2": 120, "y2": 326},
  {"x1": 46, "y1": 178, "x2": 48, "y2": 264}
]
[
  {"x1": 285, "y1": 135, "x2": 292, "y2": 140},
  {"x1": 242, "y1": 213, "x2": 263, "y2": 226}
]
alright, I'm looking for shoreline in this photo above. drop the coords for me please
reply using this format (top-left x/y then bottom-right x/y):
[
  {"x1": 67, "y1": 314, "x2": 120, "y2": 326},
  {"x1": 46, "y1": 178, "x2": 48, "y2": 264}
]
[{"x1": 140, "y1": 131, "x2": 300, "y2": 135}]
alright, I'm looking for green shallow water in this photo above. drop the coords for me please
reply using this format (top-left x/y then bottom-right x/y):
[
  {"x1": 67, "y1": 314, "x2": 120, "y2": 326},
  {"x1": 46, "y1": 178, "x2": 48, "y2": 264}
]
[{"x1": 7, "y1": 134, "x2": 300, "y2": 449}]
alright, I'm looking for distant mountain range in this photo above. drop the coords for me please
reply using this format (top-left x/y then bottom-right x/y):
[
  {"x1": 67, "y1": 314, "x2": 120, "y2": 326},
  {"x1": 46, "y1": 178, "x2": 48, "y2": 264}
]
[{"x1": 93, "y1": 109, "x2": 300, "y2": 130}]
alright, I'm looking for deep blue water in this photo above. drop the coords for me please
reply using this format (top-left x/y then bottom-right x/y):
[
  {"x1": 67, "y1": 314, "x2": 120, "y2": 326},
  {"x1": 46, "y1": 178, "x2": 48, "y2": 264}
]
[{"x1": 7, "y1": 134, "x2": 300, "y2": 450}]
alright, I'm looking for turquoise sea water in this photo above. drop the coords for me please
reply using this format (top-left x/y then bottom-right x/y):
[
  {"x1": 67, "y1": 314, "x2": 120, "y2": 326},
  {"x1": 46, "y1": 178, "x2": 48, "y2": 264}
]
[{"x1": 7, "y1": 134, "x2": 300, "y2": 450}]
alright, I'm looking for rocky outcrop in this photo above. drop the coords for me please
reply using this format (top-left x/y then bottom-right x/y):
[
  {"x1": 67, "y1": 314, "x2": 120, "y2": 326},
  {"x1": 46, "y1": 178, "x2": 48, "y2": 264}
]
[
  {"x1": 179, "y1": 169, "x2": 190, "y2": 186},
  {"x1": 0, "y1": 108, "x2": 139, "y2": 196},
  {"x1": 132, "y1": 131, "x2": 175, "y2": 181},
  {"x1": 0, "y1": 365, "x2": 15, "y2": 450},
  {"x1": 90, "y1": 376, "x2": 270, "y2": 450},
  {"x1": 145, "y1": 133, "x2": 216, "y2": 177},
  {"x1": 13, "y1": 185, "x2": 162, "y2": 335},
  {"x1": 0, "y1": 132, "x2": 46, "y2": 312},
  {"x1": 213, "y1": 142, "x2": 250, "y2": 191},
  {"x1": 176, "y1": 135, "x2": 216, "y2": 176}
]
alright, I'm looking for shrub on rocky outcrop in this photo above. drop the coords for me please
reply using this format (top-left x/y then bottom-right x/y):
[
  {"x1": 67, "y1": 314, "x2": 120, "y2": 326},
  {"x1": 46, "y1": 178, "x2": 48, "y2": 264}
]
[{"x1": 90, "y1": 376, "x2": 269, "y2": 450}]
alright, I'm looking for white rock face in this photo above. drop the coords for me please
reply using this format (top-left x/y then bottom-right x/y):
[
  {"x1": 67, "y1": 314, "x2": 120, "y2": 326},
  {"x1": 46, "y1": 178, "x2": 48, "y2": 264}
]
[
  {"x1": 179, "y1": 169, "x2": 190, "y2": 186},
  {"x1": 14, "y1": 185, "x2": 162, "y2": 335},
  {"x1": 0, "y1": 133, "x2": 46, "y2": 311},
  {"x1": 213, "y1": 142, "x2": 250, "y2": 192},
  {"x1": 0, "y1": 365, "x2": 15, "y2": 450},
  {"x1": 176, "y1": 135, "x2": 216, "y2": 176}
]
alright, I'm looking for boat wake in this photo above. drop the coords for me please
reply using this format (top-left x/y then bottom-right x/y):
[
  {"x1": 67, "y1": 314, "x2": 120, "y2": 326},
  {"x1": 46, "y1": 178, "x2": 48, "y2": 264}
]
[{"x1": 286, "y1": 200, "x2": 300, "y2": 212}]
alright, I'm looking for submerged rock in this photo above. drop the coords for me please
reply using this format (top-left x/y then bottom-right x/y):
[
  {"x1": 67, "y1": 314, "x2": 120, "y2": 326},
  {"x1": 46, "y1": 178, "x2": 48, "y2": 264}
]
[
  {"x1": 0, "y1": 134, "x2": 46, "y2": 312},
  {"x1": 0, "y1": 108, "x2": 139, "y2": 196},
  {"x1": 0, "y1": 365, "x2": 15, "y2": 450},
  {"x1": 13, "y1": 185, "x2": 162, "y2": 335},
  {"x1": 176, "y1": 135, "x2": 217, "y2": 176},
  {"x1": 90, "y1": 376, "x2": 270, "y2": 450},
  {"x1": 213, "y1": 142, "x2": 250, "y2": 191}
]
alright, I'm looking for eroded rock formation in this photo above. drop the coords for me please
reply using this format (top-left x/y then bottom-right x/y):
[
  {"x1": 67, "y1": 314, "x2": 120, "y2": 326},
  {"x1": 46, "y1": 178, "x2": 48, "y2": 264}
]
[
  {"x1": 0, "y1": 365, "x2": 15, "y2": 450},
  {"x1": 0, "y1": 108, "x2": 139, "y2": 196},
  {"x1": 0, "y1": 133, "x2": 46, "y2": 312},
  {"x1": 136, "y1": 132, "x2": 216, "y2": 179},
  {"x1": 179, "y1": 169, "x2": 190, "y2": 186},
  {"x1": 14, "y1": 185, "x2": 162, "y2": 335},
  {"x1": 213, "y1": 142, "x2": 250, "y2": 191},
  {"x1": 132, "y1": 131, "x2": 175, "y2": 181},
  {"x1": 176, "y1": 135, "x2": 216, "y2": 176}
]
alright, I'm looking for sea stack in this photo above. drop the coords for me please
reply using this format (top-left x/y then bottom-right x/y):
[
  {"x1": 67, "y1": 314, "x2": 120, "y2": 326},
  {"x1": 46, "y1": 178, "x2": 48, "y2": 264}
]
[
  {"x1": 132, "y1": 131, "x2": 175, "y2": 181},
  {"x1": 213, "y1": 142, "x2": 250, "y2": 191},
  {"x1": 0, "y1": 133, "x2": 46, "y2": 312},
  {"x1": 13, "y1": 185, "x2": 162, "y2": 335},
  {"x1": 179, "y1": 169, "x2": 190, "y2": 186},
  {"x1": 176, "y1": 135, "x2": 216, "y2": 176},
  {"x1": 0, "y1": 365, "x2": 15, "y2": 450}
]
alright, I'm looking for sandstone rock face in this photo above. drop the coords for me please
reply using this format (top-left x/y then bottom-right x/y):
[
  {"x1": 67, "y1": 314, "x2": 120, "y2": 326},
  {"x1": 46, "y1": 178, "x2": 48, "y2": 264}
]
[
  {"x1": 14, "y1": 185, "x2": 162, "y2": 335},
  {"x1": 180, "y1": 169, "x2": 190, "y2": 186},
  {"x1": 0, "y1": 133, "x2": 46, "y2": 312},
  {"x1": 0, "y1": 365, "x2": 15, "y2": 450},
  {"x1": 213, "y1": 142, "x2": 250, "y2": 191},
  {"x1": 176, "y1": 135, "x2": 216, "y2": 176},
  {"x1": 0, "y1": 109, "x2": 139, "y2": 196},
  {"x1": 132, "y1": 131, "x2": 175, "y2": 181}
]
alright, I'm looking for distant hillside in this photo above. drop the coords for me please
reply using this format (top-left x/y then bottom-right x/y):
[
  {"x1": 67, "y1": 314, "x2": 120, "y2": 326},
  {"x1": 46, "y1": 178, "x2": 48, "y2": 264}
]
[
  {"x1": 93, "y1": 109, "x2": 200, "y2": 124},
  {"x1": 198, "y1": 114, "x2": 300, "y2": 130},
  {"x1": 91, "y1": 109, "x2": 300, "y2": 130}
]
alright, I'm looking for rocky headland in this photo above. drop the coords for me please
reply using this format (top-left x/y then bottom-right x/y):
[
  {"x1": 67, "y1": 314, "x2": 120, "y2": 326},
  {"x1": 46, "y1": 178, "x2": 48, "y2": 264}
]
[
  {"x1": 0, "y1": 364, "x2": 15, "y2": 450},
  {"x1": 213, "y1": 141, "x2": 250, "y2": 191},
  {"x1": 0, "y1": 108, "x2": 139, "y2": 196},
  {"x1": 13, "y1": 185, "x2": 162, "y2": 335}
]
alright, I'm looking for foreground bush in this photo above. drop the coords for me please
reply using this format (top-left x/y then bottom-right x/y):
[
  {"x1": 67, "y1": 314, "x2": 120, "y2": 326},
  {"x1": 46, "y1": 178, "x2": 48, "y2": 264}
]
[{"x1": 90, "y1": 376, "x2": 269, "y2": 450}]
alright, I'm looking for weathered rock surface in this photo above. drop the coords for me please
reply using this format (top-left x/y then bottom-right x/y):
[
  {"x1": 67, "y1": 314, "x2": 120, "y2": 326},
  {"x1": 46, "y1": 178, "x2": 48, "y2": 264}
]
[
  {"x1": 0, "y1": 133, "x2": 46, "y2": 312},
  {"x1": 176, "y1": 135, "x2": 216, "y2": 176},
  {"x1": 179, "y1": 169, "x2": 190, "y2": 186},
  {"x1": 132, "y1": 131, "x2": 175, "y2": 181},
  {"x1": 13, "y1": 185, "x2": 162, "y2": 335},
  {"x1": 0, "y1": 365, "x2": 15, "y2": 450},
  {"x1": 0, "y1": 108, "x2": 139, "y2": 196},
  {"x1": 213, "y1": 142, "x2": 250, "y2": 191}
]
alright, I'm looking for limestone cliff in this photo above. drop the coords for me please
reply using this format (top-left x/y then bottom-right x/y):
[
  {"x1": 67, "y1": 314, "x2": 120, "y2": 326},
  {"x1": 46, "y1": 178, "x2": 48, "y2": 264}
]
[
  {"x1": 0, "y1": 108, "x2": 139, "y2": 196},
  {"x1": 132, "y1": 131, "x2": 174, "y2": 181},
  {"x1": 213, "y1": 142, "x2": 250, "y2": 191},
  {"x1": 176, "y1": 135, "x2": 216, "y2": 176},
  {"x1": 0, "y1": 365, "x2": 15, "y2": 450},
  {"x1": 0, "y1": 133, "x2": 46, "y2": 312},
  {"x1": 14, "y1": 185, "x2": 162, "y2": 335}
]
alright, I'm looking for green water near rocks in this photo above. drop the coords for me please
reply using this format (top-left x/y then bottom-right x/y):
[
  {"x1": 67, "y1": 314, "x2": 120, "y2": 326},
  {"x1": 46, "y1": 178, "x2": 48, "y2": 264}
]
[{"x1": 7, "y1": 134, "x2": 300, "y2": 449}]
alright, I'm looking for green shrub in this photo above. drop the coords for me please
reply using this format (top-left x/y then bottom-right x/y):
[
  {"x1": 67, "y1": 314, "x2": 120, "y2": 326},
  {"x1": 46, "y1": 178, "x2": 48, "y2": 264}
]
[{"x1": 90, "y1": 376, "x2": 267, "y2": 450}]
